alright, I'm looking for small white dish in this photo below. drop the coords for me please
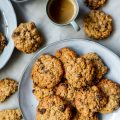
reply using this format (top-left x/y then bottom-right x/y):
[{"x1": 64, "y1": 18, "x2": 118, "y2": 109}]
[
  {"x1": 0, "y1": 0, "x2": 17, "y2": 69},
  {"x1": 19, "y1": 39, "x2": 120, "y2": 120}
]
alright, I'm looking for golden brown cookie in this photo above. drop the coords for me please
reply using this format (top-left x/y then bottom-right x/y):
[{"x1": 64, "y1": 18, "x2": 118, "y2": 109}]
[
  {"x1": 0, "y1": 109, "x2": 22, "y2": 120},
  {"x1": 36, "y1": 95, "x2": 72, "y2": 120},
  {"x1": 55, "y1": 47, "x2": 77, "y2": 78},
  {"x1": 82, "y1": 53, "x2": 108, "y2": 83},
  {"x1": 55, "y1": 47, "x2": 77, "y2": 65},
  {"x1": 85, "y1": 0, "x2": 107, "y2": 9},
  {"x1": 0, "y1": 78, "x2": 18, "y2": 102},
  {"x1": 75, "y1": 86, "x2": 107, "y2": 116},
  {"x1": 56, "y1": 82, "x2": 77, "y2": 106},
  {"x1": 98, "y1": 79, "x2": 120, "y2": 114},
  {"x1": 12, "y1": 22, "x2": 42, "y2": 54},
  {"x1": 65, "y1": 57, "x2": 95, "y2": 88},
  {"x1": 73, "y1": 112, "x2": 99, "y2": 120},
  {"x1": 32, "y1": 83, "x2": 54, "y2": 101},
  {"x1": 0, "y1": 32, "x2": 6, "y2": 52},
  {"x1": 32, "y1": 54, "x2": 63, "y2": 89},
  {"x1": 84, "y1": 10, "x2": 113, "y2": 40}
]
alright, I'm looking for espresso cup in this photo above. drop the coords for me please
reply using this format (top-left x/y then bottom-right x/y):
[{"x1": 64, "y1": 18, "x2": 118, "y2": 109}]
[{"x1": 46, "y1": 0, "x2": 80, "y2": 31}]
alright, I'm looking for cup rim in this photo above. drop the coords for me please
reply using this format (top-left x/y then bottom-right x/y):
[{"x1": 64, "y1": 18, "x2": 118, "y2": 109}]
[
  {"x1": 46, "y1": 0, "x2": 79, "y2": 26},
  {"x1": 11, "y1": 0, "x2": 29, "y2": 2}
]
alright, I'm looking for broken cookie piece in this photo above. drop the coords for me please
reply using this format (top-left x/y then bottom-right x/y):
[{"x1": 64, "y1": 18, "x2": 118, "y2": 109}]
[{"x1": 0, "y1": 78, "x2": 18, "y2": 102}]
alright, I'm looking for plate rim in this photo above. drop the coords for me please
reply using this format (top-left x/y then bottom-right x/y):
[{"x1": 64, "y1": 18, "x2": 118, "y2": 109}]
[
  {"x1": 0, "y1": 0, "x2": 17, "y2": 69},
  {"x1": 18, "y1": 38, "x2": 120, "y2": 120}
]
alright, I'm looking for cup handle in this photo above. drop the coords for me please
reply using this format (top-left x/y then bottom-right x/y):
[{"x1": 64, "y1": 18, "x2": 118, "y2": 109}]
[{"x1": 70, "y1": 21, "x2": 80, "y2": 32}]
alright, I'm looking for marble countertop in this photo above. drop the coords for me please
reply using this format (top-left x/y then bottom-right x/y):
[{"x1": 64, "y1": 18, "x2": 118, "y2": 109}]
[{"x1": 0, "y1": 0, "x2": 120, "y2": 114}]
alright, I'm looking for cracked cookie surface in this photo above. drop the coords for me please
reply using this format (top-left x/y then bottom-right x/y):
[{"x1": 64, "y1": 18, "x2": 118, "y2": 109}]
[
  {"x1": 12, "y1": 22, "x2": 42, "y2": 54},
  {"x1": 0, "y1": 109, "x2": 22, "y2": 120},
  {"x1": 65, "y1": 57, "x2": 95, "y2": 88},
  {"x1": 55, "y1": 47, "x2": 77, "y2": 65},
  {"x1": 0, "y1": 78, "x2": 18, "y2": 102},
  {"x1": 73, "y1": 112, "x2": 99, "y2": 120},
  {"x1": 85, "y1": 0, "x2": 107, "y2": 9},
  {"x1": 32, "y1": 54, "x2": 63, "y2": 89},
  {"x1": 82, "y1": 53, "x2": 108, "y2": 83},
  {"x1": 55, "y1": 47, "x2": 77, "y2": 78},
  {"x1": 56, "y1": 81, "x2": 77, "y2": 106},
  {"x1": 75, "y1": 86, "x2": 107, "y2": 116},
  {"x1": 32, "y1": 83, "x2": 54, "y2": 101},
  {"x1": 98, "y1": 79, "x2": 120, "y2": 114},
  {"x1": 84, "y1": 10, "x2": 113, "y2": 40},
  {"x1": 36, "y1": 95, "x2": 72, "y2": 120}
]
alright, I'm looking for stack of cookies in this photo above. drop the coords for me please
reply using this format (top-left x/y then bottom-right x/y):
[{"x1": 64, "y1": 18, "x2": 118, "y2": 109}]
[
  {"x1": 83, "y1": 0, "x2": 113, "y2": 40},
  {"x1": 31, "y1": 47, "x2": 120, "y2": 120}
]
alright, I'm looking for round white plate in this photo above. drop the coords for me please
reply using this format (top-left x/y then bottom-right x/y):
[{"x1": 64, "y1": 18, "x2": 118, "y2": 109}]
[
  {"x1": 19, "y1": 39, "x2": 120, "y2": 120},
  {"x1": 0, "y1": 0, "x2": 17, "y2": 69}
]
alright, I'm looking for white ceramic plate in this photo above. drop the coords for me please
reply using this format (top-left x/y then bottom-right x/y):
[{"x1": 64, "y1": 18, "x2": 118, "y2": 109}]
[
  {"x1": 19, "y1": 39, "x2": 120, "y2": 120},
  {"x1": 0, "y1": 0, "x2": 17, "y2": 69}
]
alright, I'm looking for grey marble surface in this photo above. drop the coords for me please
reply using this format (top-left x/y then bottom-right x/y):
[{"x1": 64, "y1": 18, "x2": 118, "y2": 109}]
[{"x1": 0, "y1": 0, "x2": 120, "y2": 112}]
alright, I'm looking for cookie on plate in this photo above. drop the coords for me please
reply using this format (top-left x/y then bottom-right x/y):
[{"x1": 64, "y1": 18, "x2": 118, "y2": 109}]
[
  {"x1": 85, "y1": 0, "x2": 107, "y2": 9},
  {"x1": 65, "y1": 57, "x2": 95, "y2": 88},
  {"x1": 32, "y1": 83, "x2": 54, "y2": 101},
  {"x1": 0, "y1": 78, "x2": 18, "y2": 102},
  {"x1": 36, "y1": 95, "x2": 72, "y2": 120},
  {"x1": 12, "y1": 22, "x2": 42, "y2": 54},
  {"x1": 55, "y1": 47, "x2": 77, "y2": 78},
  {"x1": 73, "y1": 112, "x2": 99, "y2": 120},
  {"x1": 0, "y1": 32, "x2": 6, "y2": 52},
  {"x1": 32, "y1": 54, "x2": 63, "y2": 89},
  {"x1": 0, "y1": 109, "x2": 22, "y2": 120},
  {"x1": 55, "y1": 47, "x2": 77, "y2": 65},
  {"x1": 75, "y1": 86, "x2": 107, "y2": 116},
  {"x1": 82, "y1": 53, "x2": 108, "y2": 83},
  {"x1": 56, "y1": 82, "x2": 77, "y2": 106},
  {"x1": 98, "y1": 79, "x2": 120, "y2": 114},
  {"x1": 84, "y1": 10, "x2": 113, "y2": 40}
]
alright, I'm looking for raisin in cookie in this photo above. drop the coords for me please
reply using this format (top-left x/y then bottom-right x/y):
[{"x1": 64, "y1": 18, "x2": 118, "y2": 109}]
[
  {"x1": 0, "y1": 32, "x2": 6, "y2": 52},
  {"x1": 56, "y1": 82, "x2": 77, "y2": 106},
  {"x1": 0, "y1": 109, "x2": 22, "y2": 120},
  {"x1": 65, "y1": 57, "x2": 95, "y2": 88},
  {"x1": 32, "y1": 54, "x2": 63, "y2": 89},
  {"x1": 12, "y1": 22, "x2": 42, "y2": 54},
  {"x1": 98, "y1": 79, "x2": 120, "y2": 114},
  {"x1": 82, "y1": 53, "x2": 108, "y2": 83},
  {"x1": 0, "y1": 78, "x2": 18, "y2": 102},
  {"x1": 84, "y1": 10, "x2": 113, "y2": 40},
  {"x1": 33, "y1": 83, "x2": 54, "y2": 101},
  {"x1": 75, "y1": 86, "x2": 107, "y2": 116},
  {"x1": 85, "y1": 0, "x2": 107, "y2": 9},
  {"x1": 36, "y1": 95, "x2": 72, "y2": 120}
]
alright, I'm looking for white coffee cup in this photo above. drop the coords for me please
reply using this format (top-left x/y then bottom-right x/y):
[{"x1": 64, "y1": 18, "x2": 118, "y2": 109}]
[{"x1": 46, "y1": 0, "x2": 80, "y2": 32}]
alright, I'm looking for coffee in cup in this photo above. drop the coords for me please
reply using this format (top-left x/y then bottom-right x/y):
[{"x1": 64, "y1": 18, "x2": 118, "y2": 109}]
[{"x1": 46, "y1": 0, "x2": 80, "y2": 31}]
